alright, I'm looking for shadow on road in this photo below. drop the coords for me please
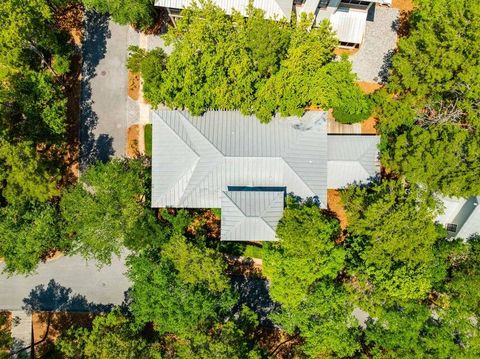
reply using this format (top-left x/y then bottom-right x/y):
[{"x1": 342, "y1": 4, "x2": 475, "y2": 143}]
[
  {"x1": 22, "y1": 279, "x2": 114, "y2": 313},
  {"x1": 80, "y1": 11, "x2": 114, "y2": 171}
]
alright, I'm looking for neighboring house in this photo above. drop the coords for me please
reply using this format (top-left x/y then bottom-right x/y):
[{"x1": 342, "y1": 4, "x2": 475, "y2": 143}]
[
  {"x1": 436, "y1": 196, "x2": 480, "y2": 240},
  {"x1": 154, "y1": 0, "x2": 391, "y2": 48},
  {"x1": 151, "y1": 110, "x2": 379, "y2": 241}
]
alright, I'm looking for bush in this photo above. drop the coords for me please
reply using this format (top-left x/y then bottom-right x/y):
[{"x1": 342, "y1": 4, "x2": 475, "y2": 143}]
[
  {"x1": 332, "y1": 104, "x2": 372, "y2": 124},
  {"x1": 144, "y1": 123, "x2": 152, "y2": 157}
]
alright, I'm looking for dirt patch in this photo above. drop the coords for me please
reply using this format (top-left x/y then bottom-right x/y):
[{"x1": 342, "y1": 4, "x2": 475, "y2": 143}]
[
  {"x1": 54, "y1": 4, "x2": 84, "y2": 45},
  {"x1": 128, "y1": 71, "x2": 141, "y2": 101},
  {"x1": 256, "y1": 327, "x2": 302, "y2": 358},
  {"x1": 41, "y1": 250, "x2": 64, "y2": 263},
  {"x1": 334, "y1": 47, "x2": 359, "y2": 56},
  {"x1": 225, "y1": 255, "x2": 263, "y2": 278},
  {"x1": 361, "y1": 116, "x2": 378, "y2": 134},
  {"x1": 32, "y1": 311, "x2": 94, "y2": 358},
  {"x1": 328, "y1": 189, "x2": 348, "y2": 239},
  {"x1": 187, "y1": 209, "x2": 221, "y2": 240},
  {"x1": 357, "y1": 81, "x2": 383, "y2": 95},
  {"x1": 392, "y1": 0, "x2": 414, "y2": 12},
  {"x1": 127, "y1": 124, "x2": 143, "y2": 158}
]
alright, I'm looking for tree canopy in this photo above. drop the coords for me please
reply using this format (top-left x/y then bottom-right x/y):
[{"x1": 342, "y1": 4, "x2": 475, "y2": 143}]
[
  {"x1": 377, "y1": 0, "x2": 480, "y2": 197},
  {"x1": 341, "y1": 180, "x2": 447, "y2": 305},
  {"x1": 129, "y1": 3, "x2": 371, "y2": 123},
  {"x1": 263, "y1": 196, "x2": 344, "y2": 308},
  {"x1": 83, "y1": 0, "x2": 157, "y2": 30}
]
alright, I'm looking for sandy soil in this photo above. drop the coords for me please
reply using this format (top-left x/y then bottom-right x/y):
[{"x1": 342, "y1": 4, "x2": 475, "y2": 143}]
[
  {"x1": 128, "y1": 71, "x2": 140, "y2": 101},
  {"x1": 392, "y1": 0, "x2": 414, "y2": 11},
  {"x1": 334, "y1": 47, "x2": 359, "y2": 56},
  {"x1": 127, "y1": 124, "x2": 142, "y2": 158},
  {"x1": 361, "y1": 117, "x2": 378, "y2": 134},
  {"x1": 327, "y1": 189, "x2": 348, "y2": 237},
  {"x1": 357, "y1": 81, "x2": 383, "y2": 95},
  {"x1": 32, "y1": 312, "x2": 94, "y2": 358}
]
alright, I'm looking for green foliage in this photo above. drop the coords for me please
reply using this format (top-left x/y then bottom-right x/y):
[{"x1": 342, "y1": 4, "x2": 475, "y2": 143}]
[
  {"x1": 378, "y1": 0, "x2": 480, "y2": 197},
  {"x1": 143, "y1": 123, "x2": 152, "y2": 157},
  {"x1": 83, "y1": 0, "x2": 156, "y2": 30},
  {"x1": 171, "y1": 306, "x2": 263, "y2": 359},
  {"x1": 0, "y1": 140, "x2": 60, "y2": 204},
  {"x1": 382, "y1": 124, "x2": 480, "y2": 197},
  {"x1": 263, "y1": 198, "x2": 343, "y2": 308},
  {"x1": 61, "y1": 159, "x2": 147, "y2": 264},
  {"x1": 130, "y1": 4, "x2": 368, "y2": 122},
  {"x1": 242, "y1": 244, "x2": 263, "y2": 259},
  {"x1": 273, "y1": 282, "x2": 361, "y2": 358},
  {"x1": 332, "y1": 92, "x2": 373, "y2": 124},
  {"x1": 127, "y1": 253, "x2": 236, "y2": 336},
  {"x1": 341, "y1": 180, "x2": 447, "y2": 304},
  {"x1": 57, "y1": 310, "x2": 160, "y2": 359},
  {"x1": 0, "y1": 313, "x2": 13, "y2": 357},
  {"x1": 162, "y1": 234, "x2": 229, "y2": 293},
  {"x1": 0, "y1": 202, "x2": 62, "y2": 275}
]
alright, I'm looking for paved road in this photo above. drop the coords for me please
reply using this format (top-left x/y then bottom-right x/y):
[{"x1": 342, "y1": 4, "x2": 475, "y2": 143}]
[
  {"x1": 80, "y1": 13, "x2": 135, "y2": 169},
  {"x1": 0, "y1": 254, "x2": 130, "y2": 312}
]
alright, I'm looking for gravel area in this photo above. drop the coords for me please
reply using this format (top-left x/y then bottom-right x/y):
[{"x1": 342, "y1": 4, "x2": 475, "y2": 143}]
[{"x1": 350, "y1": 6, "x2": 400, "y2": 83}]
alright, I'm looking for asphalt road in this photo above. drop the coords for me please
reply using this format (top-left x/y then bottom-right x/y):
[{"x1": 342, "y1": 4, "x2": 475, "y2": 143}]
[
  {"x1": 80, "y1": 14, "x2": 130, "y2": 168},
  {"x1": 0, "y1": 253, "x2": 130, "y2": 312}
]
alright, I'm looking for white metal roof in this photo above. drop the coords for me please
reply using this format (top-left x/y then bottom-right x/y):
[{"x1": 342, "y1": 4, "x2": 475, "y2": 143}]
[
  {"x1": 327, "y1": 135, "x2": 380, "y2": 188},
  {"x1": 436, "y1": 196, "x2": 480, "y2": 240},
  {"x1": 221, "y1": 191, "x2": 284, "y2": 241},
  {"x1": 329, "y1": 7, "x2": 368, "y2": 44},
  {"x1": 154, "y1": 0, "x2": 293, "y2": 20},
  {"x1": 151, "y1": 110, "x2": 329, "y2": 209},
  {"x1": 151, "y1": 110, "x2": 380, "y2": 240}
]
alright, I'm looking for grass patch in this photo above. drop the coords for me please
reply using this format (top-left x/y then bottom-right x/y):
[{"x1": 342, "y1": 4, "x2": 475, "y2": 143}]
[
  {"x1": 243, "y1": 245, "x2": 263, "y2": 259},
  {"x1": 144, "y1": 123, "x2": 152, "y2": 157}
]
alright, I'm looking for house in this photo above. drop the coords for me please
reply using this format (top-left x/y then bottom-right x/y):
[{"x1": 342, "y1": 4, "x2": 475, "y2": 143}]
[
  {"x1": 151, "y1": 110, "x2": 379, "y2": 241},
  {"x1": 154, "y1": 0, "x2": 392, "y2": 48},
  {"x1": 436, "y1": 196, "x2": 480, "y2": 240}
]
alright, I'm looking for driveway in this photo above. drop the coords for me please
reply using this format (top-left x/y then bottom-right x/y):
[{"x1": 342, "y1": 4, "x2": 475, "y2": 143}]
[
  {"x1": 0, "y1": 253, "x2": 130, "y2": 312},
  {"x1": 351, "y1": 6, "x2": 399, "y2": 83},
  {"x1": 80, "y1": 12, "x2": 139, "y2": 169}
]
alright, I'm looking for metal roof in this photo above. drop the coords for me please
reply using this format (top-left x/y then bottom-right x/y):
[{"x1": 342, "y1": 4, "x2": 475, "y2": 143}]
[
  {"x1": 437, "y1": 196, "x2": 480, "y2": 240},
  {"x1": 327, "y1": 135, "x2": 380, "y2": 188},
  {"x1": 151, "y1": 110, "x2": 380, "y2": 240},
  {"x1": 221, "y1": 191, "x2": 284, "y2": 241},
  {"x1": 154, "y1": 0, "x2": 293, "y2": 20},
  {"x1": 152, "y1": 110, "x2": 328, "y2": 210},
  {"x1": 329, "y1": 6, "x2": 368, "y2": 44}
]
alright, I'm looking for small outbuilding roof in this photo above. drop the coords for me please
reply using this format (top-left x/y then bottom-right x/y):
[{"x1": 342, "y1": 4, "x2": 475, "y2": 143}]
[{"x1": 329, "y1": 7, "x2": 368, "y2": 44}]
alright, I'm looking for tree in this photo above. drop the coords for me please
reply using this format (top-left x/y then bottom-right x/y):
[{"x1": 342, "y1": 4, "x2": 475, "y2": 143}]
[
  {"x1": 131, "y1": 4, "x2": 369, "y2": 122},
  {"x1": 60, "y1": 159, "x2": 147, "y2": 264},
  {"x1": 171, "y1": 306, "x2": 263, "y2": 359},
  {"x1": 83, "y1": 0, "x2": 156, "y2": 30},
  {"x1": 272, "y1": 282, "x2": 362, "y2": 358},
  {"x1": 0, "y1": 313, "x2": 12, "y2": 359},
  {"x1": 162, "y1": 234, "x2": 229, "y2": 293},
  {"x1": 381, "y1": 124, "x2": 480, "y2": 197},
  {"x1": 57, "y1": 309, "x2": 160, "y2": 359},
  {"x1": 0, "y1": 140, "x2": 60, "y2": 204},
  {"x1": 263, "y1": 197, "x2": 344, "y2": 308},
  {"x1": 0, "y1": 202, "x2": 62, "y2": 275},
  {"x1": 127, "y1": 253, "x2": 236, "y2": 336},
  {"x1": 341, "y1": 180, "x2": 447, "y2": 305},
  {"x1": 377, "y1": 0, "x2": 480, "y2": 197}
]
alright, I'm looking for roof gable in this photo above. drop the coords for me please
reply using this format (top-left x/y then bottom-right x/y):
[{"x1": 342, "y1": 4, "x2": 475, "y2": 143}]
[{"x1": 221, "y1": 191, "x2": 284, "y2": 241}]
